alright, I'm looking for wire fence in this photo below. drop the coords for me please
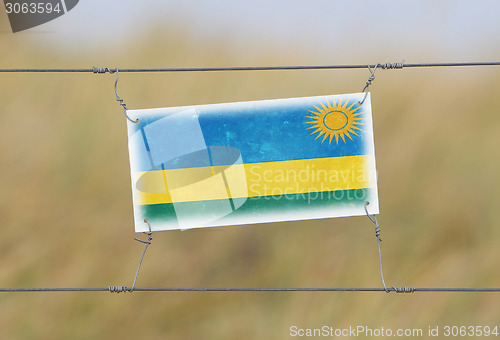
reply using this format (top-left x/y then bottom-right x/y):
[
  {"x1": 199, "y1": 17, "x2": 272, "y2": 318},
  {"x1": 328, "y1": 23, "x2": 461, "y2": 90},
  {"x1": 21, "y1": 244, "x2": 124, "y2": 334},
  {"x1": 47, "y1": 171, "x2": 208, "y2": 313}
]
[{"x1": 1, "y1": 60, "x2": 499, "y2": 294}]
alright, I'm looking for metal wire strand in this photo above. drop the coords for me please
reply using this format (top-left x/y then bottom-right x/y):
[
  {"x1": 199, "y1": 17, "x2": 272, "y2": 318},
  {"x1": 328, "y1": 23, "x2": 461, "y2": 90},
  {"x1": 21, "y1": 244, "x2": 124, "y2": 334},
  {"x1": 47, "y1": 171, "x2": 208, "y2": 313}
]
[
  {"x1": 113, "y1": 68, "x2": 139, "y2": 123},
  {"x1": 359, "y1": 64, "x2": 379, "y2": 105},
  {"x1": 107, "y1": 219, "x2": 154, "y2": 293},
  {"x1": 2, "y1": 61, "x2": 500, "y2": 73},
  {"x1": 129, "y1": 219, "x2": 154, "y2": 292},
  {"x1": 92, "y1": 67, "x2": 138, "y2": 123},
  {"x1": 1, "y1": 287, "x2": 499, "y2": 293},
  {"x1": 364, "y1": 201, "x2": 389, "y2": 292},
  {"x1": 364, "y1": 202, "x2": 416, "y2": 294}
]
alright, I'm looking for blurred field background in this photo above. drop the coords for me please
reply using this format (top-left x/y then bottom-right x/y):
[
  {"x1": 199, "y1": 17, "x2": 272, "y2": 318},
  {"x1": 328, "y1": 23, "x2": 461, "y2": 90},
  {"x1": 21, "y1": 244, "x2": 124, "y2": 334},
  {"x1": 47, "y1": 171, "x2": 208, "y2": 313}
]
[{"x1": 1, "y1": 1, "x2": 500, "y2": 339}]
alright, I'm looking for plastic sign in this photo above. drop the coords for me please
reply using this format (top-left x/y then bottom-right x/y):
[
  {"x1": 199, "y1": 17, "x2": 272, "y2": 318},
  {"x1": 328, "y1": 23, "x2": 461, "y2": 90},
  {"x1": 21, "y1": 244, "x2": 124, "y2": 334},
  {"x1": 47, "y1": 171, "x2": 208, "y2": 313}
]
[{"x1": 126, "y1": 93, "x2": 379, "y2": 232}]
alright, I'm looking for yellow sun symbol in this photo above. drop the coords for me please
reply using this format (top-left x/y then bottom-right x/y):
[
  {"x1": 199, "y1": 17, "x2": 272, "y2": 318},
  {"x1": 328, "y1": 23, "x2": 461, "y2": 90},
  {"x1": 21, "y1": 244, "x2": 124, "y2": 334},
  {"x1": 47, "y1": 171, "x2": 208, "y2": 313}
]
[{"x1": 305, "y1": 99, "x2": 364, "y2": 145}]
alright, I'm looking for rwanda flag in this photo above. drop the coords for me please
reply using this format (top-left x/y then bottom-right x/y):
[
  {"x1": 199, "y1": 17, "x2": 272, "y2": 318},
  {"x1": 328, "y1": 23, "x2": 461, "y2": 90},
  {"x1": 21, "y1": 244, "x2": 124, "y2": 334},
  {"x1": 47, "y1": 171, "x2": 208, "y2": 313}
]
[{"x1": 126, "y1": 93, "x2": 378, "y2": 232}]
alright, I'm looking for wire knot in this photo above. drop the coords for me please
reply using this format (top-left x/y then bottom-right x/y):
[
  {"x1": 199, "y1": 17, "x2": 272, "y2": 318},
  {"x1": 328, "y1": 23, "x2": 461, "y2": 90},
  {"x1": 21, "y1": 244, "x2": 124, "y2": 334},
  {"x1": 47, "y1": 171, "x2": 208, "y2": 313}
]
[
  {"x1": 365, "y1": 73, "x2": 375, "y2": 87},
  {"x1": 111, "y1": 68, "x2": 138, "y2": 123},
  {"x1": 364, "y1": 201, "x2": 382, "y2": 242},
  {"x1": 374, "y1": 223, "x2": 382, "y2": 242},
  {"x1": 108, "y1": 286, "x2": 129, "y2": 293},
  {"x1": 391, "y1": 286, "x2": 416, "y2": 293},
  {"x1": 359, "y1": 64, "x2": 379, "y2": 105},
  {"x1": 134, "y1": 219, "x2": 153, "y2": 245},
  {"x1": 92, "y1": 67, "x2": 116, "y2": 74},
  {"x1": 134, "y1": 233, "x2": 153, "y2": 244},
  {"x1": 127, "y1": 219, "x2": 154, "y2": 293},
  {"x1": 93, "y1": 66, "x2": 137, "y2": 122},
  {"x1": 380, "y1": 61, "x2": 404, "y2": 70}
]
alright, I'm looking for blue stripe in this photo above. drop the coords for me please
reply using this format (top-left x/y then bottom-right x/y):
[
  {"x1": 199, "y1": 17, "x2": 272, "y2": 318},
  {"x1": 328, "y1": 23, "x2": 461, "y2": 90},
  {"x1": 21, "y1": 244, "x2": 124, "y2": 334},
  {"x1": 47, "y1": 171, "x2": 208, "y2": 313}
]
[
  {"x1": 198, "y1": 98, "x2": 367, "y2": 164},
  {"x1": 129, "y1": 94, "x2": 370, "y2": 171}
]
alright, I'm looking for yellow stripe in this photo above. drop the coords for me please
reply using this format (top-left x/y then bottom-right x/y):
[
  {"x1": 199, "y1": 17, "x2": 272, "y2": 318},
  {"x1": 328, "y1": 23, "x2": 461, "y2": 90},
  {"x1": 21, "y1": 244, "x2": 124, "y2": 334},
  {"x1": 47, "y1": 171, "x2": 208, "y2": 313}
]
[{"x1": 132, "y1": 155, "x2": 375, "y2": 205}]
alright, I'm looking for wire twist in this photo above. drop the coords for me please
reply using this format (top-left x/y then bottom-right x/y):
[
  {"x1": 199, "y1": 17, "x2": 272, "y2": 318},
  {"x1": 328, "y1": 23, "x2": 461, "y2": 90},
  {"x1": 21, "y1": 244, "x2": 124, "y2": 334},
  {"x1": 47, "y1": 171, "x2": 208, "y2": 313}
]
[
  {"x1": 358, "y1": 64, "x2": 378, "y2": 105},
  {"x1": 391, "y1": 286, "x2": 415, "y2": 293},
  {"x1": 364, "y1": 201, "x2": 382, "y2": 242},
  {"x1": 92, "y1": 67, "x2": 115, "y2": 74},
  {"x1": 113, "y1": 68, "x2": 139, "y2": 123},
  {"x1": 364, "y1": 202, "x2": 416, "y2": 294},
  {"x1": 358, "y1": 60, "x2": 404, "y2": 105},
  {"x1": 108, "y1": 286, "x2": 129, "y2": 293},
  {"x1": 107, "y1": 220, "x2": 153, "y2": 294},
  {"x1": 129, "y1": 219, "x2": 153, "y2": 292},
  {"x1": 380, "y1": 61, "x2": 404, "y2": 69},
  {"x1": 93, "y1": 66, "x2": 138, "y2": 123}
]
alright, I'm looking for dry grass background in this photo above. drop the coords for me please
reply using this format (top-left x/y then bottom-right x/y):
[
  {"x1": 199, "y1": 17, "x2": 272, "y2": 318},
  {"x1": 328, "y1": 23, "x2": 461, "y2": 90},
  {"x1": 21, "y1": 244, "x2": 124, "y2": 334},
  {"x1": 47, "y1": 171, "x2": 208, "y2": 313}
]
[{"x1": 0, "y1": 14, "x2": 499, "y2": 340}]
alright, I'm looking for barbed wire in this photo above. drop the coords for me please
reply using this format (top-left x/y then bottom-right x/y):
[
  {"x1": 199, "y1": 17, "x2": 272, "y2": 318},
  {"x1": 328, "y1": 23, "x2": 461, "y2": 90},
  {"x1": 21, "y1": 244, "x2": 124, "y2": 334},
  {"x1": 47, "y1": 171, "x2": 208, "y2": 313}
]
[{"x1": 0, "y1": 61, "x2": 499, "y2": 73}]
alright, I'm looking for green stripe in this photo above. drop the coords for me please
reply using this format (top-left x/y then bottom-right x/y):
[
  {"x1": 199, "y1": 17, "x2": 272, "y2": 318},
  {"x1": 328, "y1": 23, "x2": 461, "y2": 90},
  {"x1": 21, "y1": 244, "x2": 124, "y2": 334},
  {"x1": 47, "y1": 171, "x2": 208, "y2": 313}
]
[{"x1": 138, "y1": 188, "x2": 372, "y2": 228}]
